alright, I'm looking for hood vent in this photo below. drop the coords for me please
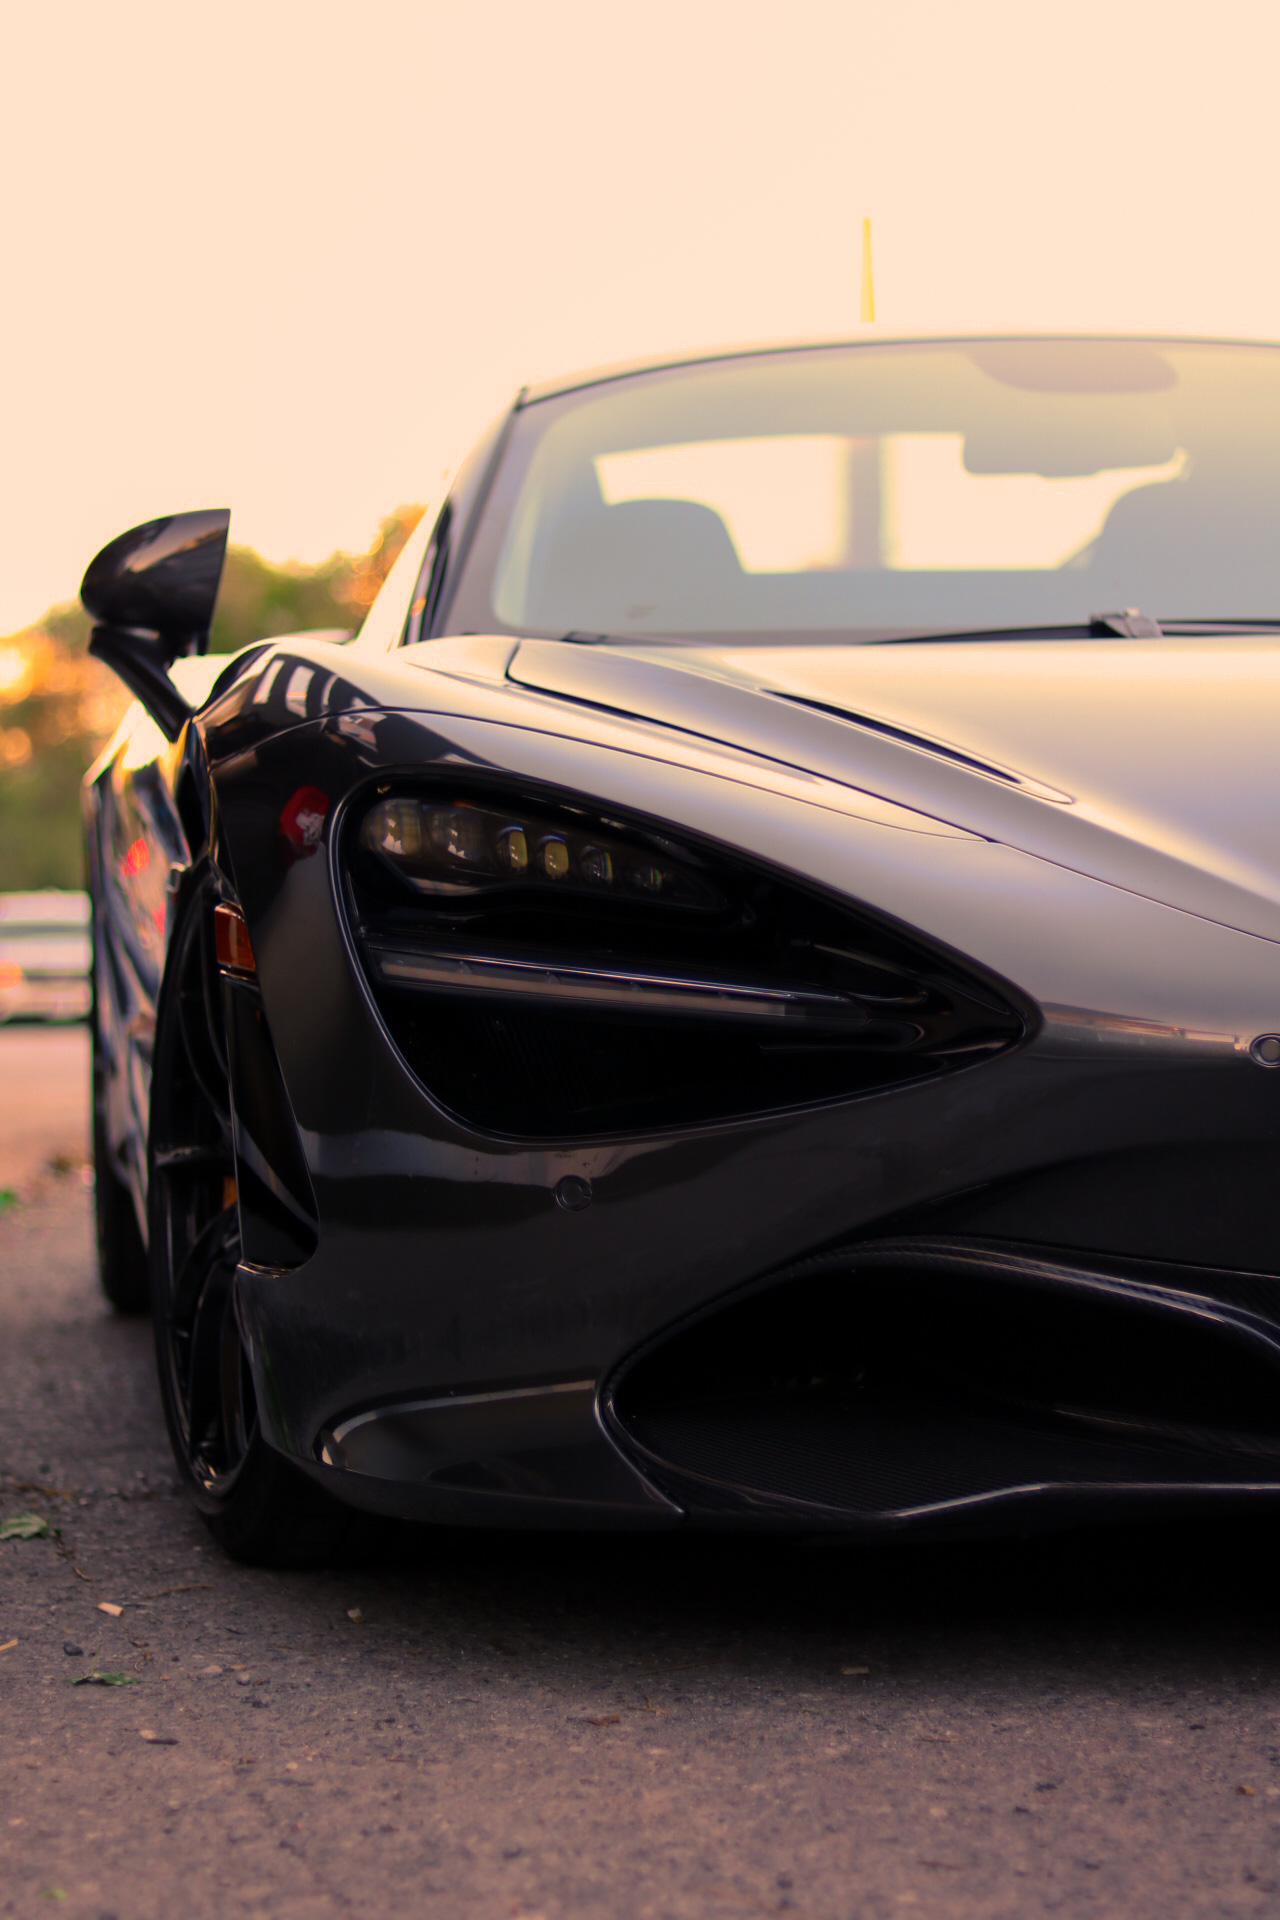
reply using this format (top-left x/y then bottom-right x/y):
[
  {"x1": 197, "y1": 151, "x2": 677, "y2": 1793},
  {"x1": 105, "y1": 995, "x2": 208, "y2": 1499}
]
[{"x1": 770, "y1": 693, "x2": 1074, "y2": 806}]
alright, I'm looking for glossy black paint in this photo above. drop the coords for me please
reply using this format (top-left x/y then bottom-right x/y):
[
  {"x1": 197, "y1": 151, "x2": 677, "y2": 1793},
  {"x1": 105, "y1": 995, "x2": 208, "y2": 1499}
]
[
  {"x1": 82, "y1": 343, "x2": 1280, "y2": 1538},
  {"x1": 81, "y1": 509, "x2": 230, "y2": 647},
  {"x1": 84, "y1": 620, "x2": 1280, "y2": 1533},
  {"x1": 86, "y1": 628, "x2": 192, "y2": 742},
  {"x1": 222, "y1": 976, "x2": 318, "y2": 1269},
  {"x1": 82, "y1": 509, "x2": 230, "y2": 741}
]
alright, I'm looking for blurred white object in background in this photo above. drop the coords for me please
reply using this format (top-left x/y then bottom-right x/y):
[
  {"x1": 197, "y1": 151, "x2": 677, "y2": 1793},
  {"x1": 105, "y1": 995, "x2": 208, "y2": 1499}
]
[{"x1": 0, "y1": 891, "x2": 91, "y2": 1022}]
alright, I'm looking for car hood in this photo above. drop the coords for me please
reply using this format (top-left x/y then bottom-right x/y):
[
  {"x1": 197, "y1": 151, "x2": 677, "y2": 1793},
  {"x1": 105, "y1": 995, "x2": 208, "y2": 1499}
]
[{"x1": 489, "y1": 634, "x2": 1280, "y2": 943}]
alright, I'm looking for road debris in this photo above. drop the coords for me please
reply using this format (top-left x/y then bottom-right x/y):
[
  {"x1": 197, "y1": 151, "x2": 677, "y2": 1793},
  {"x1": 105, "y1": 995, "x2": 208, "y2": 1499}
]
[
  {"x1": 139, "y1": 1729, "x2": 179, "y2": 1745},
  {"x1": 841, "y1": 1664, "x2": 871, "y2": 1676},
  {"x1": 629, "y1": 1695, "x2": 671, "y2": 1717},
  {"x1": 96, "y1": 1601, "x2": 123, "y2": 1618},
  {"x1": 0, "y1": 1637, "x2": 17, "y2": 1653},
  {"x1": 71, "y1": 1670, "x2": 137, "y2": 1687},
  {"x1": 62, "y1": 1641, "x2": 83, "y2": 1656},
  {"x1": 0, "y1": 1511, "x2": 50, "y2": 1540}
]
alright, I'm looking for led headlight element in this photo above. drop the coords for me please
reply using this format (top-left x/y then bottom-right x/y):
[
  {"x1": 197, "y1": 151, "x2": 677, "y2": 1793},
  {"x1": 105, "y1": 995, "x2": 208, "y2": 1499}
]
[
  {"x1": 361, "y1": 795, "x2": 719, "y2": 907},
  {"x1": 495, "y1": 825, "x2": 528, "y2": 873},
  {"x1": 540, "y1": 836, "x2": 569, "y2": 880}
]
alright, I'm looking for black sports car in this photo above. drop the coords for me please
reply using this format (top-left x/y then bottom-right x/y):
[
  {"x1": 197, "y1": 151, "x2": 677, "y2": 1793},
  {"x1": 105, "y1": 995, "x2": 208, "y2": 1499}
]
[{"x1": 83, "y1": 334, "x2": 1280, "y2": 1563}]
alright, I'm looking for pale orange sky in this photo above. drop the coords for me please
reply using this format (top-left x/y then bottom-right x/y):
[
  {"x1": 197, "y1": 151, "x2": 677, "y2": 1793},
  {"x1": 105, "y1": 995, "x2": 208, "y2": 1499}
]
[{"x1": 2, "y1": 0, "x2": 1277, "y2": 632}]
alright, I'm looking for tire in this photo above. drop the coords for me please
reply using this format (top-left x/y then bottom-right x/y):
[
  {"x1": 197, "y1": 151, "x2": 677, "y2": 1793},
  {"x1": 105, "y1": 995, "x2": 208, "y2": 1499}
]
[
  {"x1": 148, "y1": 866, "x2": 374, "y2": 1567},
  {"x1": 92, "y1": 941, "x2": 151, "y2": 1315}
]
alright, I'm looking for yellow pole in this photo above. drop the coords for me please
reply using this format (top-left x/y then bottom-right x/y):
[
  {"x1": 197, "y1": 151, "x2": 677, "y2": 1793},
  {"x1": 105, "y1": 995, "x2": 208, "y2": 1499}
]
[{"x1": 860, "y1": 216, "x2": 875, "y2": 323}]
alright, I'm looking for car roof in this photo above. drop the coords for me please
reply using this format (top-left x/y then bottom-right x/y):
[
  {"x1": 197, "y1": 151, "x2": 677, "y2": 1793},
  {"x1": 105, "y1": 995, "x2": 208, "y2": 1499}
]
[{"x1": 519, "y1": 330, "x2": 1280, "y2": 407}]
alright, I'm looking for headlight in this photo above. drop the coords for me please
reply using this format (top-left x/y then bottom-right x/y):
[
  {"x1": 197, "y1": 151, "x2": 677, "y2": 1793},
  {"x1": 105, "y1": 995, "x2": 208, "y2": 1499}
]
[
  {"x1": 360, "y1": 794, "x2": 720, "y2": 909},
  {"x1": 343, "y1": 782, "x2": 1028, "y2": 1138}
]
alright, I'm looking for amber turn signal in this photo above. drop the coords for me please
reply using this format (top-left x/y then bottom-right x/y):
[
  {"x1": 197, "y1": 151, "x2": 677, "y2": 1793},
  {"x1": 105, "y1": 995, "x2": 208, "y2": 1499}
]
[{"x1": 214, "y1": 903, "x2": 256, "y2": 976}]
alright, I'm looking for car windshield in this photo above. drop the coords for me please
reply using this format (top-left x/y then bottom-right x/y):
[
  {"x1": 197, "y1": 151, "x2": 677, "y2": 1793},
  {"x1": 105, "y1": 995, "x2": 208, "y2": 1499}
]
[{"x1": 454, "y1": 339, "x2": 1280, "y2": 639}]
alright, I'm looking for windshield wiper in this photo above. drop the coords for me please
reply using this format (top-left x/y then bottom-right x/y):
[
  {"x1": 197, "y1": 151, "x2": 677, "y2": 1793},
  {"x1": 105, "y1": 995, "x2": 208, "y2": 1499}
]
[
  {"x1": 1153, "y1": 618, "x2": 1280, "y2": 633},
  {"x1": 558, "y1": 612, "x2": 1280, "y2": 650},
  {"x1": 880, "y1": 610, "x2": 1280, "y2": 645},
  {"x1": 877, "y1": 610, "x2": 1161, "y2": 644}
]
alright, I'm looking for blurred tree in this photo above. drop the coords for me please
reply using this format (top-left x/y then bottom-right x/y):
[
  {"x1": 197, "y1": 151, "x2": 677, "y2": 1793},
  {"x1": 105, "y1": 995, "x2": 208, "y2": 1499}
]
[
  {"x1": 0, "y1": 506, "x2": 424, "y2": 890},
  {"x1": 209, "y1": 506, "x2": 424, "y2": 651}
]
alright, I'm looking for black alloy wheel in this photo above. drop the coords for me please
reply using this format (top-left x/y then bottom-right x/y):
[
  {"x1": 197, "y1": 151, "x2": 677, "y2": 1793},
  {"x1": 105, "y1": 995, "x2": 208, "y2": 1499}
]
[{"x1": 149, "y1": 867, "x2": 373, "y2": 1565}]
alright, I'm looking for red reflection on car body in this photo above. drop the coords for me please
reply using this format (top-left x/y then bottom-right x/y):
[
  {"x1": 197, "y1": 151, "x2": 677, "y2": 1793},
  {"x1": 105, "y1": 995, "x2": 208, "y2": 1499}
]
[
  {"x1": 279, "y1": 786, "x2": 329, "y2": 861},
  {"x1": 120, "y1": 837, "x2": 149, "y2": 879}
]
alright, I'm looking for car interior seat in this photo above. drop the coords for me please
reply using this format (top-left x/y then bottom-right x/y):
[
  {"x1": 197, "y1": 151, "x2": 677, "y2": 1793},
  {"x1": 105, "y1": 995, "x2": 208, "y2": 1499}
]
[{"x1": 523, "y1": 496, "x2": 748, "y2": 633}]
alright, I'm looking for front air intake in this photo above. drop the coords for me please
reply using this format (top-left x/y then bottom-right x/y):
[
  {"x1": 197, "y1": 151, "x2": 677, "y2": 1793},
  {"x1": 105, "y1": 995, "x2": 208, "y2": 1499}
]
[
  {"x1": 340, "y1": 780, "x2": 1030, "y2": 1138},
  {"x1": 607, "y1": 1240, "x2": 1280, "y2": 1526}
]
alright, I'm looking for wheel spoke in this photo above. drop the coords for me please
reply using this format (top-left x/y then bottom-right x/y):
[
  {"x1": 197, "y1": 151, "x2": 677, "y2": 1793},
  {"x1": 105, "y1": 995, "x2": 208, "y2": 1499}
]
[
  {"x1": 152, "y1": 1143, "x2": 228, "y2": 1170},
  {"x1": 169, "y1": 1202, "x2": 238, "y2": 1337},
  {"x1": 186, "y1": 1262, "x2": 233, "y2": 1468}
]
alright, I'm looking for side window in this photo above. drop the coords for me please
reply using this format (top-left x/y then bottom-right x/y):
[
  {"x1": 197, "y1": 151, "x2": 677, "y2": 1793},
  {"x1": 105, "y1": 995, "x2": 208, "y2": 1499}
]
[
  {"x1": 352, "y1": 405, "x2": 516, "y2": 653},
  {"x1": 402, "y1": 501, "x2": 452, "y2": 648},
  {"x1": 351, "y1": 509, "x2": 436, "y2": 653},
  {"x1": 402, "y1": 406, "x2": 515, "y2": 645}
]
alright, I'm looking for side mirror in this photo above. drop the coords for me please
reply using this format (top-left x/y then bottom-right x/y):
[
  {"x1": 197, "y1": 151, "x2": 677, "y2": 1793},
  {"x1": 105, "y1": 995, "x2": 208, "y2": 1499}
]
[{"x1": 81, "y1": 509, "x2": 230, "y2": 741}]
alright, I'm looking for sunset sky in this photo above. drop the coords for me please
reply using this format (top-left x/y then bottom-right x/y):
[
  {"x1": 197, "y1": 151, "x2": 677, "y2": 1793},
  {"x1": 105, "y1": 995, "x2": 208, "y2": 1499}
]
[{"x1": 2, "y1": 0, "x2": 1278, "y2": 632}]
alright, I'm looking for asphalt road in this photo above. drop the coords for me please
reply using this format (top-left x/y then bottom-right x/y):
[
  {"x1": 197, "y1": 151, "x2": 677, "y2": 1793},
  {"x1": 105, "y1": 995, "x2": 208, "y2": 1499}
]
[
  {"x1": 4, "y1": 1031, "x2": 1280, "y2": 1918},
  {"x1": 0, "y1": 1026, "x2": 90, "y2": 1192}
]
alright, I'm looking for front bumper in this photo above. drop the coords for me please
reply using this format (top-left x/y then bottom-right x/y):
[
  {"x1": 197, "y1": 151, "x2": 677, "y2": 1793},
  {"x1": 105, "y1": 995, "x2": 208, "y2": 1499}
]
[{"x1": 207, "y1": 694, "x2": 1280, "y2": 1534}]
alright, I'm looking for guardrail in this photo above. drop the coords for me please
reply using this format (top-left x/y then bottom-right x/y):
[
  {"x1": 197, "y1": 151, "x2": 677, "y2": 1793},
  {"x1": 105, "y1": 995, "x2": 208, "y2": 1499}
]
[{"x1": 0, "y1": 891, "x2": 91, "y2": 1023}]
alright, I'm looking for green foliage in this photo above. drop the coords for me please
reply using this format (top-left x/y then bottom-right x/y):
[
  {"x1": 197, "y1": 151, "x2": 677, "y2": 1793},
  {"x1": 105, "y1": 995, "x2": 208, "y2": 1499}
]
[
  {"x1": 0, "y1": 735, "x2": 91, "y2": 890},
  {"x1": 0, "y1": 1510, "x2": 50, "y2": 1539},
  {"x1": 209, "y1": 546, "x2": 350, "y2": 653},
  {"x1": 0, "y1": 507, "x2": 424, "y2": 891},
  {"x1": 209, "y1": 506, "x2": 423, "y2": 653}
]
